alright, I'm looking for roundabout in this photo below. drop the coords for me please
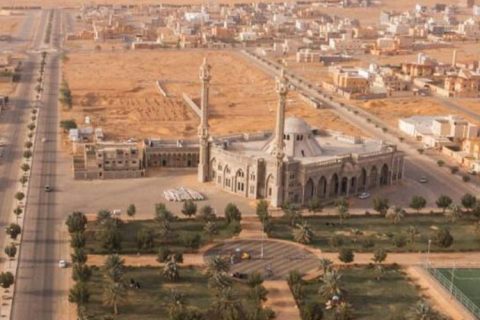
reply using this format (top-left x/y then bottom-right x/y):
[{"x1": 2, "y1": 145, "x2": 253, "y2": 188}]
[{"x1": 204, "y1": 239, "x2": 319, "y2": 280}]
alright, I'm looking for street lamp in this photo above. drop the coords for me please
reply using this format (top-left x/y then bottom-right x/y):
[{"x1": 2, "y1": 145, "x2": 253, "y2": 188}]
[{"x1": 427, "y1": 239, "x2": 432, "y2": 265}]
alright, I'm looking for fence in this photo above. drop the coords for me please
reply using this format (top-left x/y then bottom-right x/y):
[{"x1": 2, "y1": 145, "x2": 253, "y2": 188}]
[{"x1": 425, "y1": 264, "x2": 480, "y2": 319}]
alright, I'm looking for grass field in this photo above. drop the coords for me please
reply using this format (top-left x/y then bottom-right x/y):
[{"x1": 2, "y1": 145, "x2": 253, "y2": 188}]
[
  {"x1": 83, "y1": 266, "x2": 253, "y2": 320},
  {"x1": 433, "y1": 268, "x2": 480, "y2": 317},
  {"x1": 85, "y1": 218, "x2": 239, "y2": 254},
  {"x1": 268, "y1": 214, "x2": 480, "y2": 253},
  {"x1": 302, "y1": 266, "x2": 425, "y2": 319}
]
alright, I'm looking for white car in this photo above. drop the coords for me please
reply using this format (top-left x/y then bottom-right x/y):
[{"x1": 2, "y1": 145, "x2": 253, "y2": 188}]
[
  {"x1": 41, "y1": 137, "x2": 47, "y2": 143},
  {"x1": 58, "y1": 259, "x2": 67, "y2": 268},
  {"x1": 419, "y1": 177, "x2": 428, "y2": 183},
  {"x1": 358, "y1": 192, "x2": 370, "y2": 200}
]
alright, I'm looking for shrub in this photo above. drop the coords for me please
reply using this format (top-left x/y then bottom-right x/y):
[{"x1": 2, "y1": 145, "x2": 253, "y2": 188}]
[
  {"x1": 338, "y1": 248, "x2": 354, "y2": 263},
  {"x1": 182, "y1": 233, "x2": 201, "y2": 250},
  {"x1": 437, "y1": 160, "x2": 445, "y2": 167},
  {"x1": 181, "y1": 200, "x2": 197, "y2": 217},
  {"x1": 450, "y1": 166, "x2": 459, "y2": 174},
  {"x1": 224, "y1": 203, "x2": 241, "y2": 224},
  {"x1": 462, "y1": 175, "x2": 470, "y2": 182},
  {"x1": 361, "y1": 237, "x2": 375, "y2": 249},
  {"x1": 433, "y1": 228, "x2": 453, "y2": 248},
  {"x1": 329, "y1": 235, "x2": 344, "y2": 247},
  {"x1": 392, "y1": 233, "x2": 407, "y2": 248}
]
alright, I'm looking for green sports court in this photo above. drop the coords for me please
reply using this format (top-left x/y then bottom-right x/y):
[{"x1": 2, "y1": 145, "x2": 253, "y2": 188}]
[{"x1": 430, "y1": 268, "x2": 480, "y2": 318}]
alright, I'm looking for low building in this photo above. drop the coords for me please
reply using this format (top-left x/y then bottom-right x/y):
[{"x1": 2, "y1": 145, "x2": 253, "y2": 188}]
[
  {"x1": 331, "y1": 66, "x2": 369, "y2": 94},
  {"x1": 143, "y1": 139, "x2": 199, "y2": 168},
  {"x1": 444, "y1": 69, "x2": 480, "y2": 97},
  {"x1": 73, "y1": 142, "x2": 145, "y2": 180}
]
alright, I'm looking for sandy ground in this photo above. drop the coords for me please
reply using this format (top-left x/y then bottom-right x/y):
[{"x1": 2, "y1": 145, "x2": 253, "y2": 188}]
[
  {"x1": 350, "y1": 97, "x2": 480, "y2": 127},
  {"x1": 62, "y1": 49, "x2": 366, "y2": 141},
  {"x1": 0, "y1": 15, "x2": 23, "y2": 35}
]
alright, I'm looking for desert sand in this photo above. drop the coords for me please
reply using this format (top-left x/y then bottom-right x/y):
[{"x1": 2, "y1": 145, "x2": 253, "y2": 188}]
[
  {"x1": 62, "y1": 49, "x2": 366, "y2": 141},
  {"x1": 0, "y1": 15, "x2": 23, "y2": 35},
  {"x1": 352, "y1": 97, "x2": 479, "y2": 127}
]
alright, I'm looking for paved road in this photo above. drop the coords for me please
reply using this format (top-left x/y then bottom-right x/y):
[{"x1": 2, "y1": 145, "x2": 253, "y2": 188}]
[
  {"x1": 11, "y1": 9, "x2": 71, "y2": 320},
  {"x1": 435, "y1": 96, "x2": 480, "y2": 123},
  {"x1": 240, "y1": 50, "x2": 478, "y2": 203}
]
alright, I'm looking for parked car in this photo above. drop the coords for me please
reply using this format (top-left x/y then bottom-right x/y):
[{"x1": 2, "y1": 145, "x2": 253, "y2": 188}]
[
  {"x1": 419, "y1": 177, "x2": 428, "y2": 183},
  {"x1": 44, "y1": 185, "x2": 52, "y2": 192},
  {"x1": 358, "y1": 192, "x2": 370, "y2": 200},
  {"x1": 58, "y1": 259, "x2": 67, "y2": 268}
]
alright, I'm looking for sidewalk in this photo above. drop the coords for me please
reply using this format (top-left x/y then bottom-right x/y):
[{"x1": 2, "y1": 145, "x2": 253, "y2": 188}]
[{"x1": 263, "y1": 280, "x2": 301, "y2": 320}]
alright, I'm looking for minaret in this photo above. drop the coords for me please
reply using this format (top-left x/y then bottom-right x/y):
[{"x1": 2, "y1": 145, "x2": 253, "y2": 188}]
[
  {"x1": 198, "y1": 58, "x2": 211, "y2": 182},
  {"x1": 271, "y1": 69, "x2": 288, "y2": 207},
  {"x1": 452, "y1": 49, "x2": 457, "y2": 68}
]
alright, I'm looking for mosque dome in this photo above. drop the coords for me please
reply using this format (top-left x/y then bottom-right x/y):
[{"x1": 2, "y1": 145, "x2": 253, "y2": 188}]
[{"x1": 284, "y1": 117, "x2": 312, "y2": 135}]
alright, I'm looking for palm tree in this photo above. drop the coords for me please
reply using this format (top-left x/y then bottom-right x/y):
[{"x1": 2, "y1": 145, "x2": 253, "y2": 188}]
[
  {"x1": 103, "y1": 254, "x2": 125, "y2": 283},
  {"x1": 103, "y1": 281, "x2": 126, "y2": 315},
  {"x1": 68, "y1": 282, "x2": 90, "y2": 305},
  {"x1": 406, "y1": 224, "x2": 418, "y2": 242},
  {"x1": 336, "y1": 198, "x2": 350, "y2": 225},
  {"x1": 211, "y1": 287, "x2": 244, "y2": 320},
  {"x1": 318, "y1": 269, "x2": 342, "y2": 300},
  {"x1": 163, "y1": 256, "x2": 180, "y2": 281},
  {"x1": 386, "y1": 206, "x2": 405, "y2": 224},
  {"x1": 318, "y1": 258, "x2": 333, "y2": 275},
  {"x1": 413, "y1": 300, "x2": 437, "y2": 320},
  {"x1": 335, "y1": 302, "x2": 353, "y2": 320},
  {"x1": 208, "y1": 270, "x2": 232, "y2": 290},
  {"x1": 206, "y1": 255, "x2": 230, "y2": 276},
  {"x1": 446, "y1": 204, "x2": 462, "y2": 223},
  {"x1": 167, "y1": 289, "x2": 186, "y2": 318},
  {"x1": 292, "y1": 221, "x2": 314, "y2": 244}
]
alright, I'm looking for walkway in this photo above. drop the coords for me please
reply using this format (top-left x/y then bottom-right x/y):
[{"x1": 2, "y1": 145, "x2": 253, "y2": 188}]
[{"x1": 263, "y1": 280, "x2": 301, "y2": 320}]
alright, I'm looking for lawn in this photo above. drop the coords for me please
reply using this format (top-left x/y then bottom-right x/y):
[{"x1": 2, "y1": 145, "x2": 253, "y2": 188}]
[
  {"x1": 434, "y1": 268, "x2": 480, "y2": 317},
  {"x1": 83, "y1": 266, "x2": 253, "y2": 320},
  {"x1": 268, "y1": 214, "x2": 480, "y2": 252},
  {"x1": 301, "y1": 266, "x2": 424, "y2": 320},
  {"x1": 85, "y1": 218, "x2": 239, "y2": 254}
]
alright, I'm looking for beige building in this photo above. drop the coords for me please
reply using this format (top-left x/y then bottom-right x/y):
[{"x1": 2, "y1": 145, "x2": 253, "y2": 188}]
[
  {"x1": 331, "y1": 67, "x2": 369, "y2": 94},
  {"x1": 73, "y1": 142, "x2": 145, "y2": 179},
  {"x1": 196, "y1": 62, "x2": 404, "y2": 207},
  {"x1": 444, "y1": 69, "x2": 480, "y2": 97}
]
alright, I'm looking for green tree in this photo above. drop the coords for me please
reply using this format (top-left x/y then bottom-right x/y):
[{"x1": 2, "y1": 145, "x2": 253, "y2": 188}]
[
  {"x1": 20, "y1": 163, "x2": 30, "y2": 173},
  {"x1": 436, "y1": 195, "x2": 452, "y2": 213},
  {"x1": 433, "y1": 228, "x2": 454, "y2": 248},
  {"x1": 14, "y1": 192, "x2": 25, "y2": 201},
  {"x1": 96, "y1": 209, "x2": 111, "y2": 224},
  {"x1": 302, "y1": 302, "x2": 324, "y2": 320},
  {"x1": 60, "y1": 119, "x2": 77, "y2": 131},
  {"x1": 6, "y1": 223, "x2": 21, "y2": 240},
  {"x1": 103, "y1": 254, "x2": 125, "y2": 283},
  {"x1": 461, "y1": 193, "x2": 477, "y2": 212},
  {"x1": 136, "y1": 228, "x2": 155, "y2": 251},
  {"x1": 0, "y1": 272, "x2": 14, "y2": 289},
  {"x1": 198, "y1": 205, "x2": 216, "y2": 222},
  {"x1": 372, "y1": 248, "x2": 387, "y2": 280},
  {"x1": 338, "y1": 248, "x2": 354, "y2": 264},
  {"x1": 19, "y1": 175, "x2": 28, "y2": 186},
  {"x1": 283, "y1": 202, "x2": 302, "y2": 227},
  {"x1": 308, "y1": 197, "x2": 322, "y2": 214},
  {"x1": 99, "y1": 225, "x2": 122, "y2": 252},
  {"x1": 319, "y1": 269, "x2": 342, "y2": 299},
  {"x1": 155, "y1": 203, "x2": 174, "y2": 222},
  {"x1": 211, "y1": 287, "x2": 244, "y2": 320},
  {"x1": 386, "y1": 206, "x2": 405, "y2": 224},
  {"x1": 319, "y1": 258, "x2": 333, "y2": 275},
  {"x1": 66, "y1": 211, "x2": 88, "y2": 233},
  {"x1": 335, "y1": 302, "x2": 353, "y2": 320},
  {"x1": 70, "y1": 232, "x2": 86, "y2": 248},
  {"x1": 72, "y1": 263, "x2": 92, "y2": 282},
  {"x1": 126, "y1": 204, "x2": 136, "y2": 219},
  {"x1": 292, "y1": 221, "x2": 314, "y2": 244},
  {"x1": 59, "y1": 81, "x2": 73, "y2": 109},
  {"x1": 103, "y1": 281, "x2": 126, "y2": 315},
  {"x1": 336, "y1": 198, "x2": 350, "y2": 225},
  {"x1": 163, "y1": 256, "x2": 180, "y2": 281},
  {"x1": 224, "y1": 203, "x2": 241, "y2": 224},
  {"x1": 256, "y1": 200, "x2": 269, "y2": 223},
  {"x1": 71, "y1": 247, "x2": 87, "y2": 264},
  {"x1": 23, "y1": 150, "x2": 32, "y2": 159},
  {"x1": 410, "y1": 196, "x2": 427, "y2": 213},
  {"x1": 69, "y1": 282, "x2": 90, "y2": 305},
  {"x1": 373, "y1": 197, "x2": 390, "y2": 216},
  {"x1": 445, "y1": 204, "x2": 462, "y2": 223},
  {"x1": 206, "y1": 256, "x2": 230, "y2": 276},
  {"x1": 407, "y1": 225, "x2": 419, "y2": 247},
  {"x1": 13, "y1": 206, "x2": 22, "y2": 222},
  {"x1": 182, "y1": 233, "x2": 201, "y2": 250},
  {"x1": 182, "y1": 200, "x2": 197, "y2": 218},
  {"x1": 203, "y1": 221, "x2": 218, "y2": 236},
  {"x1": 4, "y1": 243, "x2": 17, "y2": 260}
]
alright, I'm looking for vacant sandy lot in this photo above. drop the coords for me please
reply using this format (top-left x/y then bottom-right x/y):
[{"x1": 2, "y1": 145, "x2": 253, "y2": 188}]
[
  {"x1": 62, "y1": 50, "x2": 366, "y2": 141},
  {"x1": 0, "y1": 15, "x2": 23, "y2": 35},
  {"x1": 351, "y1": 97, "x2": 479, "y2": 128}
]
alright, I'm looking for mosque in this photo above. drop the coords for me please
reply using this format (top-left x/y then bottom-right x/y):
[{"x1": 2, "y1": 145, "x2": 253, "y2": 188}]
[{"x1": 145, "y1": 59, "x2": 405, "y2": 207}]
